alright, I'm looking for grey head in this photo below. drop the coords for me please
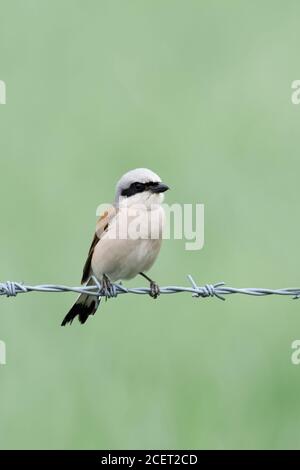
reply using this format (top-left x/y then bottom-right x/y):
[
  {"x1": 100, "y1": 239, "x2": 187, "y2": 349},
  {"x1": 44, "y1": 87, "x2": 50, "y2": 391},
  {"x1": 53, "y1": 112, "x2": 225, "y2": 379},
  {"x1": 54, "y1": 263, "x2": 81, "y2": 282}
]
[{"x1": 115, "y1": 168, "x2": 169, "y2": 205}]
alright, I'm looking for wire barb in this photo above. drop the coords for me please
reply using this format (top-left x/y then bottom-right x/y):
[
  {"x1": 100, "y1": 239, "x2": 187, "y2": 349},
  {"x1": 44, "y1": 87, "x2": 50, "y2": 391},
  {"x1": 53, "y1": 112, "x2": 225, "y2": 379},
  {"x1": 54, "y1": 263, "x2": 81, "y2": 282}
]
[
  {"x1": 0, "y1": 281, "x2": 27, "y2": 297},
  {"x1": 187, "y1": 275, "x2": 226, "y2": 300},
  {"x1": 1, "y1": 277, "x2": 300, "y2": 303}
]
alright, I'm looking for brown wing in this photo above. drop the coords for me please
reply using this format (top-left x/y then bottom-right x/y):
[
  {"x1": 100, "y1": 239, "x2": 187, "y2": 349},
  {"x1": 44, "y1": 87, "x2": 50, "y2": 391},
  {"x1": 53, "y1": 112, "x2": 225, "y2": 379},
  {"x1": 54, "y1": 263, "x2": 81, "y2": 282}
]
[{"x1": 81, "y1": 205, "x2": 116, "y2": 284}]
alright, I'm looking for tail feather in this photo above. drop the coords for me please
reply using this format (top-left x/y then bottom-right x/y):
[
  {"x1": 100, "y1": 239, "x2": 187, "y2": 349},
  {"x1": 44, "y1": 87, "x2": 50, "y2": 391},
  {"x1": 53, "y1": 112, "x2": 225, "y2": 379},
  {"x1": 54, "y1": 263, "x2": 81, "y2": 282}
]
[{"x1": 61, "y1": 279, "x2": 100, "y2": 326}]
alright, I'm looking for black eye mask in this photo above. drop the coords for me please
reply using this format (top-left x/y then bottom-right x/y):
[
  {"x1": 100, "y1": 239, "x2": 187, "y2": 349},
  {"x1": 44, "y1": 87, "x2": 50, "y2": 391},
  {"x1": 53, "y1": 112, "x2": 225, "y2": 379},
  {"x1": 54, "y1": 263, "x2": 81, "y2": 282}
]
[{"x1": 121, "y1": 181, "x2": 159, "y2": 197}]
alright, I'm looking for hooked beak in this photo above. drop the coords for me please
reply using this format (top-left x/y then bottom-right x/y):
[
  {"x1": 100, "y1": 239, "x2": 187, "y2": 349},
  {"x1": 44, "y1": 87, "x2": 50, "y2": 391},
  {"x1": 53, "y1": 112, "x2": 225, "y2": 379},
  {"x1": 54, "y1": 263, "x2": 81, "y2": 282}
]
[{"x1": 151, "y1": 182, "x2": 170, "y2": 194}]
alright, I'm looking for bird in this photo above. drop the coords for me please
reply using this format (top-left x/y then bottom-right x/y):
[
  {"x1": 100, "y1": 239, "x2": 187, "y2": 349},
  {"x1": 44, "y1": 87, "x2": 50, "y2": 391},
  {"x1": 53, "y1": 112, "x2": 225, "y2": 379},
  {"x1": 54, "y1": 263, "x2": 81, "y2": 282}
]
[{"x1": 61, "y1": 168, "x2": 169, "y2": 326}]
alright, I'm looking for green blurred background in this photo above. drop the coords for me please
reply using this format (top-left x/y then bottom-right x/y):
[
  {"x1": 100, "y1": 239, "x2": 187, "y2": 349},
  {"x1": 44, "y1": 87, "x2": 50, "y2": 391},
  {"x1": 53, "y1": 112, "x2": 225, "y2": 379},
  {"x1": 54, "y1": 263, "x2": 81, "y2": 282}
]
[{"x1": 0, "y1": 0, "x2": 300, "y2": 450}]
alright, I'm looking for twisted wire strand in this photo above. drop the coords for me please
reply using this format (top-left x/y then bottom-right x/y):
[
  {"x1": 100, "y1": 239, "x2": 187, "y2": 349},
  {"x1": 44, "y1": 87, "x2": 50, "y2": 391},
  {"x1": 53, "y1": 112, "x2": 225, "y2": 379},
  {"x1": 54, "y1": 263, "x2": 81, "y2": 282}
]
[{"x1": 1, "y1": 276, "x2": 300, "y2": 300}]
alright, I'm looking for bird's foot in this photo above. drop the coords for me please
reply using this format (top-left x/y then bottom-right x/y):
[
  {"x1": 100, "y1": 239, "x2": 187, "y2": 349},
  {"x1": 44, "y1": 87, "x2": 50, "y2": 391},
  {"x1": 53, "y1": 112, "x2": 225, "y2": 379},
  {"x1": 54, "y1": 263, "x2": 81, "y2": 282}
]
[
  {"x1": 100, "y1": 274, "x2": 114, "y2": 300},
  {"x1": 149, "y1": 281, "x2": 160, "y2": 299}
]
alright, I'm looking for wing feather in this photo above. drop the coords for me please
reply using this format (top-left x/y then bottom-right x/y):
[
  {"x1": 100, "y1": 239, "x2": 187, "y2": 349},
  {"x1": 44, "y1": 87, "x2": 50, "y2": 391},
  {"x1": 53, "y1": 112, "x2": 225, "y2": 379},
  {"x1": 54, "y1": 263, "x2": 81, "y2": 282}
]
[{"x1": 81, "y1": 205, "x2": 116, "y2": 284}]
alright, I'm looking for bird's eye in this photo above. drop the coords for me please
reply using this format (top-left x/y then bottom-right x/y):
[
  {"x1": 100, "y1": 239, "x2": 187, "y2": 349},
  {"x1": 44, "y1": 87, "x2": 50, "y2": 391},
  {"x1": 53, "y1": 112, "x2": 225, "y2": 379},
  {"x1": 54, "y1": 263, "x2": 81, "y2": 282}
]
[{"x1": 133, "y1": 182, "x2": 144, "y2": 191}]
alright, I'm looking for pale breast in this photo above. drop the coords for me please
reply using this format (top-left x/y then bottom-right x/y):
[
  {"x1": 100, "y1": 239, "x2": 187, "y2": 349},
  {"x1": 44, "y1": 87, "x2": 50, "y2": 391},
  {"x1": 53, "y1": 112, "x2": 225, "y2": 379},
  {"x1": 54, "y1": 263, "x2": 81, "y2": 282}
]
[{"x1": 91, "y1": 205, "x2": 165, "y2": 282}]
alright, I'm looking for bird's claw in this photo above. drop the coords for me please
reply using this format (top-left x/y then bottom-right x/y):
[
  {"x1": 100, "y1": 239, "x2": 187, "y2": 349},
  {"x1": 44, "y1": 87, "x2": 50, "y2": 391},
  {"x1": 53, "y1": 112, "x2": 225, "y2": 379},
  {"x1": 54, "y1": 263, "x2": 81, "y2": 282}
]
[
  {"x1": 149, "y1": 281, "x2": 160, "y2": 299},
  {"x1": 100, "y1": 275, "x2": 114, "y2": 300}
]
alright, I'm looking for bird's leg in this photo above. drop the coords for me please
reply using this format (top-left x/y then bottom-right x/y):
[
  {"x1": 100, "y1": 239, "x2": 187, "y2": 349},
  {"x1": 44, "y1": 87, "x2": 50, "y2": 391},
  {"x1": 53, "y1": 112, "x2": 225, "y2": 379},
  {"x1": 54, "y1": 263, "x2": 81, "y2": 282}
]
[
  {"x1": 140, "y1": 272, "x2": 160, "y2": 299},
  {"x1": 100, "y1": 274, "x2": 114, "y2": 300}
]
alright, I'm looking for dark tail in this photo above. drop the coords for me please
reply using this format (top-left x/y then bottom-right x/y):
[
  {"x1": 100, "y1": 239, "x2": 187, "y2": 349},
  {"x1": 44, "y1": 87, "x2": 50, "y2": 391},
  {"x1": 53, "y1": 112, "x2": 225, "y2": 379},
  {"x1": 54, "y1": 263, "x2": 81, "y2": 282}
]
[{"x1": 61, "y1": 279, "x2": 100, "y2": 326}]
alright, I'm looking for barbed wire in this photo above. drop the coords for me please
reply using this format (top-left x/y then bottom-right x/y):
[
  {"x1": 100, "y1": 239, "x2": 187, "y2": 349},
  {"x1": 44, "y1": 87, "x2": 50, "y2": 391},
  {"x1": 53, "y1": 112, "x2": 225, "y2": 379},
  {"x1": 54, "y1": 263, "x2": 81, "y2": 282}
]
[{"x1": 1, "y1": 276, "x2": 300, "y2": 301}]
